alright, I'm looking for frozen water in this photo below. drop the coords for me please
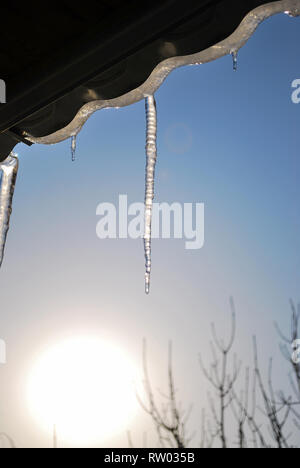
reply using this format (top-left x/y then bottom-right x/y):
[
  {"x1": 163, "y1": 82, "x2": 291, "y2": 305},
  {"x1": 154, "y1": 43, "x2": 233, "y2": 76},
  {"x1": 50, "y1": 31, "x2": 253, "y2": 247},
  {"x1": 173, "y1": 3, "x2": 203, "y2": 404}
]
[
  {"x1": 0, "y1": 154, "x2": 19, "y2": 268},
  {"x1": 24, "y1": 1, "x2": 300, "y2": 146},
  {"x1": 17, "y1": 0, "x2": 300, "y2": 295},
  {"x1": 71, "y1": 135, "x2": 77, "y2": 162},
  {"x1": 231, "y1": 50, "x2": 238, "y2": 71},
  {"x1": 144, "y1": 96, "x2": 158, "y2": 295}
]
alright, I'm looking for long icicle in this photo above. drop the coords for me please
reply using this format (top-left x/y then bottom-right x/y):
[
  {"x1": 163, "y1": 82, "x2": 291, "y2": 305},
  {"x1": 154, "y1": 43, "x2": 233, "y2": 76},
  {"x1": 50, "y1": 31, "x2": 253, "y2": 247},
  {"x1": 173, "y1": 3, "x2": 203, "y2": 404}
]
[
  {"x1": 0, "y1": 153, "x2": 19, "y2": 268},
  {"x1": 144, "y1": 95, "x2": 158, "y2": 295}
]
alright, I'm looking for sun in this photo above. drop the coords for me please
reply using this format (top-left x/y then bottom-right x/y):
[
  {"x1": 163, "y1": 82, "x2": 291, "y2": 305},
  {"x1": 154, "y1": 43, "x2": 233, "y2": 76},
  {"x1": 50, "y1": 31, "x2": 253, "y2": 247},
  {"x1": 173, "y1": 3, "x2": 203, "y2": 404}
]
[{"x1": 27, "y1": 336, "x2": 140, "y2": 446}]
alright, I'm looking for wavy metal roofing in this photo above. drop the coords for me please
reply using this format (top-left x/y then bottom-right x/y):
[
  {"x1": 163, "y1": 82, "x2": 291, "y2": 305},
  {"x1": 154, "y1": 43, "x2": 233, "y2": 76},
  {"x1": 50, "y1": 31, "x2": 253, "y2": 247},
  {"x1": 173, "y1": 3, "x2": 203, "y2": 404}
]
[{"x1": 0, "y1": 0, "x2": 294, "y2": 160}]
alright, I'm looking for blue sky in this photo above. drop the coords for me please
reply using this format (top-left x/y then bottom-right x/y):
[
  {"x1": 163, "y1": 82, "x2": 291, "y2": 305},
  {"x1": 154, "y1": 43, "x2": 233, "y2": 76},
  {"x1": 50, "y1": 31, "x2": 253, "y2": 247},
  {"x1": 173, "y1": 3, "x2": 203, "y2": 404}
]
[{"x1": 0, "y1": 13, "x2": 299, "y2": 447}]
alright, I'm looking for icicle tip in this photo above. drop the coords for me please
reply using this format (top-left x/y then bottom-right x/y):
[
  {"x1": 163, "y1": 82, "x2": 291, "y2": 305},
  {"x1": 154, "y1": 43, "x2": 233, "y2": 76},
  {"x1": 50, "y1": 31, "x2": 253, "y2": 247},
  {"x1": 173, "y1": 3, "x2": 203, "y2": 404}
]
[{"x1": 145, "y1": 274, "x2": 150, "y2": 295}]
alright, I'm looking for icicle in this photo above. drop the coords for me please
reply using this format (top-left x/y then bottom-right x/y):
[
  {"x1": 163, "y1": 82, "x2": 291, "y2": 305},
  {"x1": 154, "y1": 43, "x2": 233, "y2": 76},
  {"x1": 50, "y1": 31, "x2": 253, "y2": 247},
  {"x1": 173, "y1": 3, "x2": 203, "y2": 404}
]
[
  {"x1": 231, "y1": 50, "x2": 238, "y2": 71},
  {"x1": 0, "y1": 153, "x2": 19, "y2": 268},
  {"x1": 71, "y1": 135, "x2": 77, "y2": 162},
  {"x1": 144, "y1": 95, "x2": 158, "y2": 295}
]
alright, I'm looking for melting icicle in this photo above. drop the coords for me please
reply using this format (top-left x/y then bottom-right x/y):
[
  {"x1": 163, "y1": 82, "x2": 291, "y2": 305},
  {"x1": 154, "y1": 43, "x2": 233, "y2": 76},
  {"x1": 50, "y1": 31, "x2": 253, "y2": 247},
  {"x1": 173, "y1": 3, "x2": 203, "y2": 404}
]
[
  {"x1": 0, "y1": 153, "x2": 19, "y2": 268},
  {"x1": 231, "y1": 50, "x2": 238, "y2": 71},
  {"x1": 144, "y1": 95, "x2": 158, "y2": 295},
  {"x1": 71, "y1": 135, "x2": 77, "y2": 162}
]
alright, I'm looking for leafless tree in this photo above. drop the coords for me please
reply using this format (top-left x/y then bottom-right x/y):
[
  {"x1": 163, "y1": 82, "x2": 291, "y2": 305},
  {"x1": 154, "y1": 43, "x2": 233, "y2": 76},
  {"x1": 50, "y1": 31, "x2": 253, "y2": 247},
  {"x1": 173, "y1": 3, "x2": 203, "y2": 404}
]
[
  {"x1": 138, "y1": 299, "x2": 300, "y2": 448},
  {"x1": 230, "y1": 368, "x2": 250, "y2": 448},
  {"x1": 252, "y1": 338, "x2": 292, "y2": 448},
  {"x1": 275, "y1": 300, "x2": 300, "y2": 431},
  {"x1": 199, "y1": 299, "x2": 241, "y2": 448},
  {"x1": 137, "y1": 339, "x2": 193, "y2": 448}
]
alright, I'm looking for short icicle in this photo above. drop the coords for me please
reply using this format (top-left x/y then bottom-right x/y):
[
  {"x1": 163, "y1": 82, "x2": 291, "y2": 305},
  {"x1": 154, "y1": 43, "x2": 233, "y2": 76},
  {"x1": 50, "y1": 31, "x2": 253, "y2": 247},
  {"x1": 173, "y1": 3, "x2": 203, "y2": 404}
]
[
  {"x1": 144, "y1": 95, "x2": 158, "y2": 295},
  {"x1": 231, "y1": 50, "x2": 238, "y2": 71},
  {"x1": 0, "y1": 153, "x2": 19, "y2": 268},
  {"x1": 71, "y1": 135, "x2": 77, "y2": 162}
]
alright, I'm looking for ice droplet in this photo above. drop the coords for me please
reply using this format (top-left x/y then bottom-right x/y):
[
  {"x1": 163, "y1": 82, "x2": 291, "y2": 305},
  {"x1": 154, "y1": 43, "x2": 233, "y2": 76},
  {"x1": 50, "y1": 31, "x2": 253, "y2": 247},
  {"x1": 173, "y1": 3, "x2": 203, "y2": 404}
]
[
  {"x1": 144, "y1": 96, "x2": 158, "y2": 295},
  {"x1": 0, "y1": 153, "x2": 19, "y2": 268},
  {"x1": 71, "y1": 135, "x2": 77, "y2": 162},
  {"x1": 231, "y1": 50, "x2": 238, "y2": 71},
  {"x1": 284, "y1": 10, "x2": 299, "y2": 17}
]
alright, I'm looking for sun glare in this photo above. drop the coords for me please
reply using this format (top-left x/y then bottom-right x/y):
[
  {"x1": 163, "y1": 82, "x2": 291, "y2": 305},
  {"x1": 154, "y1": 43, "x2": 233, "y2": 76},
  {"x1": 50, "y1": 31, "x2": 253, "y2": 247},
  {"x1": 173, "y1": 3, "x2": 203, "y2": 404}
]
[{"x1": 27, "y1": 337, "x2": 139, "y2": 446}]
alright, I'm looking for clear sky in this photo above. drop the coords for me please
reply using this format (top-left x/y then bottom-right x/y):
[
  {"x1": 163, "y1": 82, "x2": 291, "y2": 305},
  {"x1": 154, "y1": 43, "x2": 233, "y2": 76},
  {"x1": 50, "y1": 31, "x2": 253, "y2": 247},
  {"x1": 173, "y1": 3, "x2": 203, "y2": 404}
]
[{"x1": 0, "y1": 13, "x2": 299, "y2": 448}]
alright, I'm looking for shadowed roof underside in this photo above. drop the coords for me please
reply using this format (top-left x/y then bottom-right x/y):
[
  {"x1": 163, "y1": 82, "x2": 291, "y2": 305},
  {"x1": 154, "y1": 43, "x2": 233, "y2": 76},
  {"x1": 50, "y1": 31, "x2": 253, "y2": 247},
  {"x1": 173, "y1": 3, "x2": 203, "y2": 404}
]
[{"x1": 0, "y1": 0, "x2": 298, "y2": 160}]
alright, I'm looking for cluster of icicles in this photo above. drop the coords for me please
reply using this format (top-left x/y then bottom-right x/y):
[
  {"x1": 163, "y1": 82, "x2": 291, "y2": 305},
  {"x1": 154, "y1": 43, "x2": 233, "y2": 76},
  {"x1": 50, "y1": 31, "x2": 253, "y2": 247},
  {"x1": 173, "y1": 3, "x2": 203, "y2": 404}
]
[
  {"x1": 1, "y1": 1, "x2": 299, "y2": 294},
  {"x1": 0, "y1": 54, "x2": 236, "y2": 294},
  {"x1": 0, "y1": 97, "x2": 159, "y2": 294}
]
